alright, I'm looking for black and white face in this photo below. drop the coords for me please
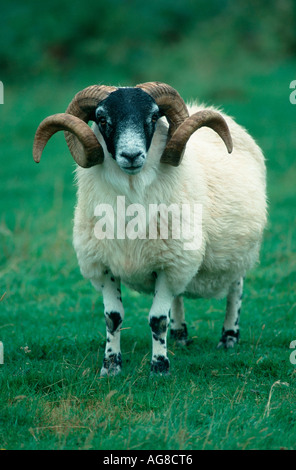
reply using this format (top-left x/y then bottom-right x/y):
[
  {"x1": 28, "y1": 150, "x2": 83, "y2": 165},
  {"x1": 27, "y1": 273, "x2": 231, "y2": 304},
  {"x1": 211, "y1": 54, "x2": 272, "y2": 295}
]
[{"x1": 95, "y1": 88, "x2": 161, "y2": 175}]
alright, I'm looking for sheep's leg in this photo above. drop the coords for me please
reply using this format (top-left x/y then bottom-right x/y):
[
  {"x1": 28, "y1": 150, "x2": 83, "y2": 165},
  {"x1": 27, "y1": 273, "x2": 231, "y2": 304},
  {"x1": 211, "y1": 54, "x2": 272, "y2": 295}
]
[
  {"x1": 217, "y1": 277, "x2": 243, "y2": 349},
  {"x1": 97, "y1": 271, "x2": 124, "y2": 376},
  {"x1": 170, "y1": 296, "x2": 189, "y2": 345},
  {"x1": 149, "y1": 272, "x2": 174, "y2": 375}
]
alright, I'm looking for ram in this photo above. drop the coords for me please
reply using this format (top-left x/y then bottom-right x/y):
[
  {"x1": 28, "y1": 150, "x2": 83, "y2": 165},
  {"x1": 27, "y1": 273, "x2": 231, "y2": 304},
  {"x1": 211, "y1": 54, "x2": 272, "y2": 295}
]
[{"x1": 33, "y1": 82, "x2": 267, "y2": 376}]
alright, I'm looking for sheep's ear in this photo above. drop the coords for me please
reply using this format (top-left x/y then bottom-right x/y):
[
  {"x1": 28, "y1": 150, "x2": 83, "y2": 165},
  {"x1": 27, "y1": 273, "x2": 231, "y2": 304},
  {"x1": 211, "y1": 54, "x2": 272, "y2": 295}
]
[{"x1": 160, "y1": 110, "x2": 233, "y2": 166}]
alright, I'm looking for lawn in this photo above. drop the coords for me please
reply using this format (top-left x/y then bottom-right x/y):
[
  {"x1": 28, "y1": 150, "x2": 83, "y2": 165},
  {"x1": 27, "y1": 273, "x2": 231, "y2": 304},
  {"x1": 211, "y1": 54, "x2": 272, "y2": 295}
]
[{"x1": 0, "y1": 57, "x2": 296, "y2": 450}]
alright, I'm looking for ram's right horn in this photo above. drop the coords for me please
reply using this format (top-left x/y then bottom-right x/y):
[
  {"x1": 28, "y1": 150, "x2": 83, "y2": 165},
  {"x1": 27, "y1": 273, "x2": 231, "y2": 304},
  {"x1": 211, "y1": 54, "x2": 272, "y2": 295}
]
[{"x1": 33, "y1": 85, "x2": 117, "y2": 168}]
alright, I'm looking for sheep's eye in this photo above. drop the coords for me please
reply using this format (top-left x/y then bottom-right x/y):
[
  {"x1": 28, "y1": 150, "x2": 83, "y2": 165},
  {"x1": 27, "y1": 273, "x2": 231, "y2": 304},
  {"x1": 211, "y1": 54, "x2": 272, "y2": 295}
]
[
  {"x1": 98, "y1": 117, "x2": 107, "y2": 126},
  {"x1": 151, "y1": 114, "x2": 158, "y2": 123}
]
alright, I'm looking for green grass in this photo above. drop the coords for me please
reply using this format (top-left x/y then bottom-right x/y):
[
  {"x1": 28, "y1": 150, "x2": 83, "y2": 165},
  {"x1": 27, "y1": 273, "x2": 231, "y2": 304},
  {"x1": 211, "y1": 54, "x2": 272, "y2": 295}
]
[{"x1": 1, "y1": 55, "x2": 296, "y2": 450}]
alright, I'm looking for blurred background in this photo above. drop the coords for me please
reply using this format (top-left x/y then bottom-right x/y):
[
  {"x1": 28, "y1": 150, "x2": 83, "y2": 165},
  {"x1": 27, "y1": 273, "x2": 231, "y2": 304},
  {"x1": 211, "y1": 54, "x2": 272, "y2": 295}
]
[
  {"x1": 1, "y1": 0, "x2": 296, "y2": 86},
  {"x1": 0, "y1": 0, "x2": 295, "y2": 340}
]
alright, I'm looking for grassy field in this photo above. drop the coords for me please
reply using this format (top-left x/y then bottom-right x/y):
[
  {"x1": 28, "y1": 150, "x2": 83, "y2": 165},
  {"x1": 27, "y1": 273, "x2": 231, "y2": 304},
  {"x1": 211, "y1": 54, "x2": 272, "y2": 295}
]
[{"x1": 1, "y1": 55, "x2": 296, "y2": 450}]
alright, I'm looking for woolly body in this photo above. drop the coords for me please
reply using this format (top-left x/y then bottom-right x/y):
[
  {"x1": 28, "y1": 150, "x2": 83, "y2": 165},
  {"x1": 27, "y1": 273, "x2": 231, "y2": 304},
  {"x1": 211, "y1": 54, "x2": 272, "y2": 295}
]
[{"x1": 73, "y1": 102, "x2": 267, "y2": 301}]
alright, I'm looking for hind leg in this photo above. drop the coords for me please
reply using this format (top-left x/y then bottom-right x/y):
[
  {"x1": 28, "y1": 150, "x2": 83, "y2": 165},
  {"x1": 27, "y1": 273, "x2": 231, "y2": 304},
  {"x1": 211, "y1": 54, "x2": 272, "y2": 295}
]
[
  {"x1": 170, "y1": 296, "x2": 189, "y2": 345},
  {"x1": 217, "y1": 277, "x2": 243, "y2": 349}
]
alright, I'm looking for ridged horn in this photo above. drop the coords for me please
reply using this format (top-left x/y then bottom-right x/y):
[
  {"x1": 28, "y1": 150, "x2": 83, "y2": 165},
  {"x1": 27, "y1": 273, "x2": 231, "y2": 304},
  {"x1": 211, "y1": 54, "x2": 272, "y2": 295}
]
[
  {"x1": 136, "y1": 81, "x2": 189, "y2": 137},
  {"x1": 160, "y1": 110, "x2": 233, "y2": 166},
  {"x1": 33, "y1": 85, "x2": 117, "y2": 168},
  {"x1": 137, "y1": 82, "x2": 233, "y2": 166},
  {"x1": 33, "y1": 113, "x2": 105, "y2": 168}
]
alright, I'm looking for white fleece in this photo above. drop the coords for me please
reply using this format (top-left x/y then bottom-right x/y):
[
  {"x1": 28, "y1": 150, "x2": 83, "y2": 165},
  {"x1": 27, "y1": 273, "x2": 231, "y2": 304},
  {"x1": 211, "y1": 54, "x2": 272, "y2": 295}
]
[{"x1": 73, "y1": 103, "x2": 267, "y2": 300}]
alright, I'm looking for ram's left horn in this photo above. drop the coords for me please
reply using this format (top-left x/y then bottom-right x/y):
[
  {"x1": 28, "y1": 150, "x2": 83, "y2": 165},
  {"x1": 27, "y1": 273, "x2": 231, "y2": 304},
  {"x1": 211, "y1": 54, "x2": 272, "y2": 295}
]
[
  {"x1": 136, "y1": 82, "x2": 189, "y2": 137},
  {"x1": 160, "y1": 110, "x2": 233, "y2": 166}
]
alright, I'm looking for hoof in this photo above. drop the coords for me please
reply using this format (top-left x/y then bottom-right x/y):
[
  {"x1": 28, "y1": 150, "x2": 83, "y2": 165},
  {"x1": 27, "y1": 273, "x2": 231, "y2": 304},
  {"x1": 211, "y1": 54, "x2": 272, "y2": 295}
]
[
  {"x1": 150, "y1": 355, "x2": 170, "y2": 376},
  {"x1": 217, "y1": 329, "x2": 239, "y2": 349},
  {"x1": 100, "y1": 365, "x2": 122, "y2": 377},
  {"x1": 100, "y1": 353, "x2": 122, "y2": 377},
  {"x1": 170, "y1": 324, "x2": 191, "y2": 346}
]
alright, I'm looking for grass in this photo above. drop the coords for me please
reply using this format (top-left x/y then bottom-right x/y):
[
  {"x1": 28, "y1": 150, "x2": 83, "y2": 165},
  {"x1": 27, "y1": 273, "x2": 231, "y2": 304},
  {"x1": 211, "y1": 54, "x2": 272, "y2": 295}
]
[{"x1": 1, "y1": 56, "x2": 296, "y2": 450}]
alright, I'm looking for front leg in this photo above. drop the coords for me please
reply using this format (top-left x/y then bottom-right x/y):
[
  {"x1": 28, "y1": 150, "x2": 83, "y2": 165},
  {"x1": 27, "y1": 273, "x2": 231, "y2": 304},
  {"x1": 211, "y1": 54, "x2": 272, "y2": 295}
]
[
  {"x1": 149, "y1": 272, "x2": 174, "y2": 375},
  {"x1": 99, "y1": 270, "x2": 124, "y2": 376}
]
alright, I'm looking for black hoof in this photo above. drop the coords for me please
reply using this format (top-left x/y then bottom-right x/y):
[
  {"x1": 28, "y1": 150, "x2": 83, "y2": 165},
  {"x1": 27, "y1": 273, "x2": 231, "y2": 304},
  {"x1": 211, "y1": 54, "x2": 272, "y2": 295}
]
[
  {"x1": 170, "y1": 323, "x2": 191, "y2": 346},
  {"x1": 217, "y1": 329, "x2": 240, "y2": 349},
  {"x1": 100, "y1": 352, "x2": 122, "y2": 376},
  {"x1": 150, "y1": 355, "x2": 170, "y2": 375}
]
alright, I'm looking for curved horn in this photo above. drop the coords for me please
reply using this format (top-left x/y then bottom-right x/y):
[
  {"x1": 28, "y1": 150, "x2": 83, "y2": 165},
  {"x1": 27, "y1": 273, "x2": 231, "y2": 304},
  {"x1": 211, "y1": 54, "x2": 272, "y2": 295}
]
[
  {"x1": 137, "y1": 82, "x2": 233, "y2": 167},
  {"x1": 136, "y1": 82, "x2": 189, "y2": 137},
  {"x1": 33, "y1": 85, "x2": 117, "y2": 167},
  {"x1": 33, "y1": 113, "x2": 105, "y2": 168},
  {"x1": 160, "y1": 110, "x2": 233, "y2": 166},
  {"x1": 64, "y1": 85, "x2": 117, "y2": 165}
]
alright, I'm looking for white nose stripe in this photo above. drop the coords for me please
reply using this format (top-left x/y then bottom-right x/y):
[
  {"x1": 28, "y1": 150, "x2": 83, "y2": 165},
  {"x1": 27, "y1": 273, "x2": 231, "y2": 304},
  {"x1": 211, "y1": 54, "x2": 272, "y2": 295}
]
[{"x1": 116, "y1": 128, "x2": 146, "y2": 157}]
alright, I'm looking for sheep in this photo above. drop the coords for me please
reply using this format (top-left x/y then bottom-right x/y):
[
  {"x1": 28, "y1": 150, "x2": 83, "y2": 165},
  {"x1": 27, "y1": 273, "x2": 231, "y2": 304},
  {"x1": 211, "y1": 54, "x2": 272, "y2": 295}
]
[{"x1": 33, "y1": 81, "x2": 267, "y2": 376}]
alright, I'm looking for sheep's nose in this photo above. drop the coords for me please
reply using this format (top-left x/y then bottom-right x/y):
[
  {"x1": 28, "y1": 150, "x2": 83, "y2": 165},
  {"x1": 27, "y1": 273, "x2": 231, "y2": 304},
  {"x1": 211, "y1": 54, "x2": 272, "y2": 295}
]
[{"x1": 120, "y1": 151, "x2": 143, "y2": 163}]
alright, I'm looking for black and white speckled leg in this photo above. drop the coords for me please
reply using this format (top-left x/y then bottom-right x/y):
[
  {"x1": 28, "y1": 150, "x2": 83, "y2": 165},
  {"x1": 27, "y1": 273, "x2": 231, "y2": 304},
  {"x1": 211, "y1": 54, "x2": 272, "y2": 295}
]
[
  {"x1": 217, "y1": 277, "x2": 243, "y2": 349},
  {"x1": 97, "y1": 270, "x2": 124, "y2": 376},
  {"x1": 170, "y1": 296, "x2": 189, "y2": 345},
  {"x1": 149, "y1": 272, "x2": 174, "y2": 375}
]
